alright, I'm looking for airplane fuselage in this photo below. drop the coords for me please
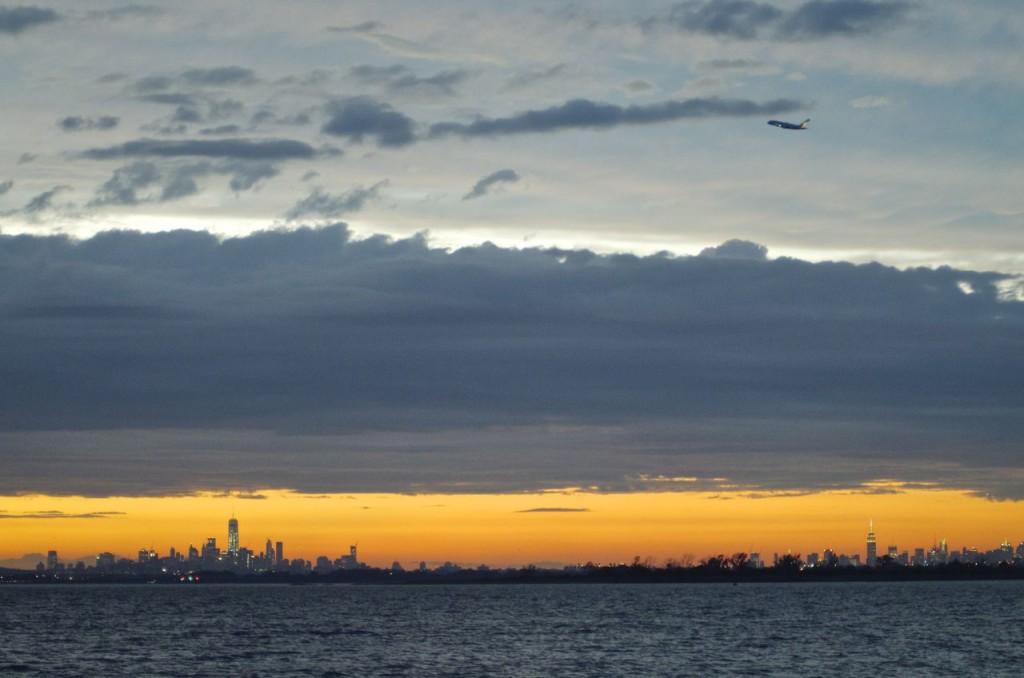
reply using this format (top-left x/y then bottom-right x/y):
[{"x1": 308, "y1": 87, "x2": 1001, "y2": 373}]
[{"x1": 767, "y1": 119, "x2": 809, "y2": 130}]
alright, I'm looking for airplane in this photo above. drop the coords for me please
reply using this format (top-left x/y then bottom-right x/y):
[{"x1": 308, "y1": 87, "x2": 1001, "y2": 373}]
[{"x1": 767, "y1": 118, "x2": 810, "y2": 130}]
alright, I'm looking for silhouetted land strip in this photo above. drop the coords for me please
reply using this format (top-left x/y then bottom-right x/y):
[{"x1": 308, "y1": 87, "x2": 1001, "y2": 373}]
[{"x1": 6, "y1": 561, "x2": 1024, "y2": 585}]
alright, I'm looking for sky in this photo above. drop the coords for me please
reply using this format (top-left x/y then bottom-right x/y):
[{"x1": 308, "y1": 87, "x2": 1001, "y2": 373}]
[{"x1": 1, "y1": 1, "x2": 1023, "y2": 567}]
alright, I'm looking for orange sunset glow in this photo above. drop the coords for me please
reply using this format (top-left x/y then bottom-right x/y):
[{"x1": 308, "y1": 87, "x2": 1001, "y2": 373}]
[{"x1": 3, "y1": 487, "x2": 1022, "y2": 568}]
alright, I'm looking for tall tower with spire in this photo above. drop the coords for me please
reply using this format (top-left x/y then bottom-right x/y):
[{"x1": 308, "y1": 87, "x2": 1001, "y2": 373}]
[
  {"x1": 228, "y1": 516, "x2": 239, "y2": 558},
  {"x1": 866, "y1": 519, "x2": 877, "y2": 567}
]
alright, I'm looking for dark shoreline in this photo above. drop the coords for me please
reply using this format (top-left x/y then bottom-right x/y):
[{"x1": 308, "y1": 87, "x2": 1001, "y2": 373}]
[{"x1": 5, "y1": 561, "x2": 1024, "y2": 585}]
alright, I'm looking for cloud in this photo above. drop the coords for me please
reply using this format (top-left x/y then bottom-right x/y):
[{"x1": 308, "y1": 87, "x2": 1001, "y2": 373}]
[
  {"x1": 285, "y1": 182, "x2": 387, "y2": 220},
  {"x1": 698, "y1": 239, "x2": 768, "y2": 259},
  {"x1": 200, "y1": 124, "x2": 242, "y2": 136},
  {"x1": 0, "y1": 510, "x2": 126, "y2": 519},
  {"x1": 79, "y1": 138, "x2": 317, "y2": 161},
  {"x1": 321, "y1": 98, "x2": 417, "y2": 147},
  {"x1": 1, "y1": 226, "x2": 1022, "y2": 497},
  {"x1": 327, "y1": 21, "x2": 493, "y2": 63},
  {"x1": 517, "y1": 508, "x2": 591, "y2": 513},
  {"x1": 180, "y1": 66, "x2": 258, "y2": 87},
  {"x1": 131, "y1": 67, "x2": 258, "y2": 92},
  {"x1": 248, "y1": 110, "x2": 311, "y2": 128},
  {"x1": 778, "y1": 0, "x2": 914, "y2": 40},
  {"x1": 89, "y1": 159, "x2": 281, "y2": 206},
  {"x1": 21, "y1": 185, "x2": 70, "y2": 213},
  {"x1": 58, "y1": 115, "x2": 120, "y2": 132},
  {"x1": 336, "y1": 20, "x2": 382, "y2": 34},
  {"x1": 0, "y1": 179, "x2": 12, "y2": 196},
  {"x1": 667, "y1": 0, "x2": 783, "y2": 40},
  {"x1": 123, "y1": 70, "x2": 262, "y2": 129},
  {"x1": 138, "y1": 92, "x2": 193, "y2": 106},
  {"x1": 157, "y1": 163, "x2": 209, "y2": 201},
  {"x1": 429, "y1": 97, "x2": 805, "y2": 138},
  {"x1": 350, "y1": 65, "x2": 470, "y2": 96},
  {"x1": 140, "y1": 97, "x2": 243, "y2": 127},
  {"x1": 206, "y1": 491, "x2": 268, "y2": 500},
  {"x1": 655, "y1": 0, "x2": 913, "y2": 41},
  {"x1": 321, "y1": 96, "x2": 802, "y2": 147},
  {"x1": 696, "y1": 59, "x2": 781, "y2": 75},
  {"x1": 89, "y1": 161, "x2": 161, "y2": 206},
  {"x1": 388, "y1": 70, "x2": 470, "y2": 96},
  {"x1": 505, "y1": 64, "x2": 567, "y2": 90},
  {"x1": 220, "y1": 160, "x2": 279, "y2": 192},
  {"x1": 625, "y1": 79, "x2": 655, "y2": 93},
  {"x1": 132, "y1": 75, "x2": 175, "y2": 93},
  {"x1": 0, "y1": 5, "x2": 58, "y2": 34},
  {"x1": 463, "y1": 169, "x2": 520, "y2": 200}
]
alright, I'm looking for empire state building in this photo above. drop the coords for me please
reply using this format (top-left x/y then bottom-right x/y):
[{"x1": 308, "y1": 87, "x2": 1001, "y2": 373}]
[{"x1": 866, "y1": 519, "x2": 877, "y2": 567}]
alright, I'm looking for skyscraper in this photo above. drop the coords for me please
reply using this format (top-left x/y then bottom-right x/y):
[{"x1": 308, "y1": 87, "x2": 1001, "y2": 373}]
[
  {"x1": 866, "y1": 519, "x2": 877, "y2": 567},
  {"x1": 228, "y1": 517, "x2": 239, "y2": 558}
]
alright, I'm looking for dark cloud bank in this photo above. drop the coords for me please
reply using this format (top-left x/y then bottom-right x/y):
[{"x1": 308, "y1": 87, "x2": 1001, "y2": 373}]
[
  {"x1": 321, "y1": 96, "x2": 806, "y2": 146},
  {"x1": 79, "y1": 138, "x2": 317, "y2": 161},
  {"x1": 59, "y1": 116, "x2": 119, "y2": 132},
  {"x1": 428, "y1": 97, "x2": 804, "y2": 139},
  {"x1": 1, "y1": 226, "x2": 1021, "y2": 497},
  {"x1": 656, "y1": 0, "x2": 914, "y2": 41},
  {"x1": 0, "y1": 5, "x2": 57, "y2": 34}
]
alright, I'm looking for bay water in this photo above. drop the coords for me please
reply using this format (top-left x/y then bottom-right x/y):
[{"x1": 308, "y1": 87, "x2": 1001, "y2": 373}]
[{"x1": 2, "y1": 581, "x2": 1021, "y2": 676}]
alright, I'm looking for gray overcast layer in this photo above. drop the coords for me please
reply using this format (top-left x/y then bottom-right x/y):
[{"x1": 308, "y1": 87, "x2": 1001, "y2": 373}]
[{"x1": 1, "y1": 226, "x2": 1022, "y2": 497}]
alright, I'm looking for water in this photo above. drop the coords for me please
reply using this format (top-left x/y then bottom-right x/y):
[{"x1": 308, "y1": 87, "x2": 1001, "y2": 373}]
[{"x1": 1, "y1": 581, "x2": 1022, "y2": 676}]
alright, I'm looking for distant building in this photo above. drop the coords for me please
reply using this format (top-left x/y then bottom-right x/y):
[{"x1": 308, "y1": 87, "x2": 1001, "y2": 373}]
[
  {"x1": 201, "y1": 538, "x2": 220, "y2": 567},
  {"x1": 237, "y1": 547, "x2": 253, "y2": 570},
  {"x1": 337, "y1": 544, "x2": 361, "y2": 570},
  {"x1": 46, "y1": 550, "x2": 59, "y2": 571},
  {"x1": 228, "y1": 517, "x2": 239, "y2": 558},
  {"x1": 866, "y1": 520, "x2": 877, "y2": 567},
  {"x1": 929, "y1": 539, "x2": 949, "y2": 566}
]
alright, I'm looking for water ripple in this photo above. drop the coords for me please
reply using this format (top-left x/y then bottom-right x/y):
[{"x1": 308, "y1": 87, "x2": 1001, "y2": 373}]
[{"x1": 1, "y1": 581, "x2": 1022, "y2": 676}]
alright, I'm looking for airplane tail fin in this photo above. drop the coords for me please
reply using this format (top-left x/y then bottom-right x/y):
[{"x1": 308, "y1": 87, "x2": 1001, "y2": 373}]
[{"x1": 799, "y1": 119, "x2": 810, "y2": 128}]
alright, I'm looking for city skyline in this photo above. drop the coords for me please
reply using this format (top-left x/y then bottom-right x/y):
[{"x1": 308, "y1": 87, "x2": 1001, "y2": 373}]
[
  {"x1": 2, "y1": 1, "x2": 1022, "y2": 563},
  {"x1": 4, "y1": 489, "x2": 1024, "y2": 571},
  {"x1": 13, "y1": 512, "x2": 1024, "y2": 575}
]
